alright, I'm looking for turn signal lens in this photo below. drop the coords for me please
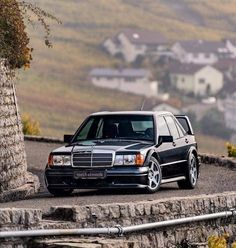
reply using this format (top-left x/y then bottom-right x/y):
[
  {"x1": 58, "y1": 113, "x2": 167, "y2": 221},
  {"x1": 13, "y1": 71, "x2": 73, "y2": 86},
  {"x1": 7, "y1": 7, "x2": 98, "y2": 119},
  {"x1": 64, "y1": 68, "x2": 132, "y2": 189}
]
[
  {"x1": 135, "y1": 154, "x2": 144, "y2": 166},
  {"x1": 48, "y1": 154, "x2": 53, "y2": 167}
]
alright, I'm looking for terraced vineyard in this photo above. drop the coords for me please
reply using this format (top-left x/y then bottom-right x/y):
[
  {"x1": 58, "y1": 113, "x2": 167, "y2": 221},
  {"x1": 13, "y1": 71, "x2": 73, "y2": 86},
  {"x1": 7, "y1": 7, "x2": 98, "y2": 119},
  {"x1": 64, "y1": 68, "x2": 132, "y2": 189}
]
[{"x1": 17, "y1": 0, "x2": 236, "y2": 141}]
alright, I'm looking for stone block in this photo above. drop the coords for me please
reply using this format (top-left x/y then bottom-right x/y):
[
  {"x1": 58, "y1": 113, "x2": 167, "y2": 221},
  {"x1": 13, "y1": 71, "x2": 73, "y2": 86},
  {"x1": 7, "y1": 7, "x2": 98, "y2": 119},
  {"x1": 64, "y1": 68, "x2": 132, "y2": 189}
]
[
  {"x1": 109, "y1": 205, "x2": 120, "y2": 219},
  {"x1": 0, "y1": 209, "x2": 11, "y2": 225}
]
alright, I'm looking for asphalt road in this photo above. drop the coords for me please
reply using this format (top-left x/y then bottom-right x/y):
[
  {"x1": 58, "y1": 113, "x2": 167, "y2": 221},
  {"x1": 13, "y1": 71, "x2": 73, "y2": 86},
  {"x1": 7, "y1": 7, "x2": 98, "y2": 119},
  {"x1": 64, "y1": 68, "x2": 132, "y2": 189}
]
[{"x1": 1, "y1": 141, "x2": 236, "y2": 212}]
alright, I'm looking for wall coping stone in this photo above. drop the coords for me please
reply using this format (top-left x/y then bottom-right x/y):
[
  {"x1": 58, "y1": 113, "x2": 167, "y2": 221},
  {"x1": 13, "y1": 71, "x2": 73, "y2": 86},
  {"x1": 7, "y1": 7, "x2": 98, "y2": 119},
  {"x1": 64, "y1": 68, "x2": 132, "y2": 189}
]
[
  {"x1": 47, "y1": 191, "x2": 236, "y2": 227},
  {"x1": 200, "y1": 153, "x2": 236, "y2": 170},
  {"x1": 24, "y1": 135, "x2": 64, "y2": 144}
]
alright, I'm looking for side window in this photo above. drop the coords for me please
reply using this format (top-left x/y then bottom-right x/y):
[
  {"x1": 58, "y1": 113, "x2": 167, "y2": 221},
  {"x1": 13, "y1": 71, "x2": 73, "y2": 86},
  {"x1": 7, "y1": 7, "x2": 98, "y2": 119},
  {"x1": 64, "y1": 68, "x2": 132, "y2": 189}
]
[
  {"x1": 176, "y1": 116, "x2": 193, "y2": 135},
  {"x1": 175, "y1": 121, "x2": 185, "y2": 137},
  {"x1": 165, "y1": 116, "x2": 180, "y2": 140},
  {"x1": 157, "y1": 116, "x2": 170, "y2": 136}
]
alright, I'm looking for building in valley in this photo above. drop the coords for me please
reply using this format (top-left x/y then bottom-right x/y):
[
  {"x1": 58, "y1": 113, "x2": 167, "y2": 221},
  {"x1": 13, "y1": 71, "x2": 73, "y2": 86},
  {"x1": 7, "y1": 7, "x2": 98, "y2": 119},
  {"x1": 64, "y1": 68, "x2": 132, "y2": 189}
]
[{"x1": 90, "y1": 68, "x2": 158, "y2": 97}]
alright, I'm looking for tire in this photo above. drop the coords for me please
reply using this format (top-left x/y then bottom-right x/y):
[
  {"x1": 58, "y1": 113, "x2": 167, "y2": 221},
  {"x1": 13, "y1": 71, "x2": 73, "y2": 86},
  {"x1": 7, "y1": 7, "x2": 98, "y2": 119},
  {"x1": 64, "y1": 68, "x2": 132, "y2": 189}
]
[
  {"x1": 178, "y1": 153, "x2": 198, "y2": 189},
  {"x1": 47, "y1": 188, "x2": 73, "y2": 197},
  {"x1": 146, "y1": 157, "x2": 162, "y2": 193}
]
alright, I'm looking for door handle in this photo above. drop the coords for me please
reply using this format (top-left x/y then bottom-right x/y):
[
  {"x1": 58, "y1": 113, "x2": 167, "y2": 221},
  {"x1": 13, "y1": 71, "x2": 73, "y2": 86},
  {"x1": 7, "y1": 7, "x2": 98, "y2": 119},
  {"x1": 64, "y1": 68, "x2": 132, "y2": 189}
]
[
  {"x1": 185, "y1": 138, "x2": 189, "y2": 144},
  {"x1": 173, "y1": 142, "x2": 176, "y2": 147}
]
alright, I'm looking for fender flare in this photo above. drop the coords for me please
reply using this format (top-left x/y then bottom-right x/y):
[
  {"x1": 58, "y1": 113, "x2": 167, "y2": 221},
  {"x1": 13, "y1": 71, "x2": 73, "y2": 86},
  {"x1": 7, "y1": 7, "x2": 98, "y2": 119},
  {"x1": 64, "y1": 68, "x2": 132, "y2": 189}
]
[
  {"x1": 187, "y1": 146, "x2": 200, "y2": 176},
  {"x1": 144, "y1": 149, "x2": 161, "y2": 167},
  {"x1": 187, "y1": 146, "x2": 198, "y2": 161}
]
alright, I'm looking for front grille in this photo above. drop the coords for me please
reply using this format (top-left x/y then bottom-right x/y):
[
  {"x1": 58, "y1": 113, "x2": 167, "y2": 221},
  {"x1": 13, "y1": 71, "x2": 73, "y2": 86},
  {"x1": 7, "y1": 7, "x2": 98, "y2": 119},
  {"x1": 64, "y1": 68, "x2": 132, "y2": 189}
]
[{"x1": 73, "y1": 152, "x2": 113, "y2": 167}]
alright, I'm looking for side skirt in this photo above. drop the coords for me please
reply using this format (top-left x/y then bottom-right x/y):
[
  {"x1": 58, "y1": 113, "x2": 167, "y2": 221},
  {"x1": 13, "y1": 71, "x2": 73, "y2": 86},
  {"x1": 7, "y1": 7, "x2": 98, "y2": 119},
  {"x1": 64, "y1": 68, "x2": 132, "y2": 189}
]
[{"x1": 161, "y1": 176, "x2": 186, "y2": 184}]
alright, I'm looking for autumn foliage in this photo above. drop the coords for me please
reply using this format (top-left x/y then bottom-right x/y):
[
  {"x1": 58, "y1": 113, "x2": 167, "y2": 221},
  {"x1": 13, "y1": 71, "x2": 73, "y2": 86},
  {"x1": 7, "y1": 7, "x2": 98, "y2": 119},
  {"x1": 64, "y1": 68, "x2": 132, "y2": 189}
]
[
  {"x1": 0, "y1": 0, "x2": 30, "y2": 69},
  {"x1": 226, "y1": 143, "x2": 236, "y2": 158},
  {"x1": 22, "y1": 113, "x2": 41, "y2": 136},
  {"x1": 208, "y1": 234, "x2": 236, "y2": 248},
  {"x1": 0, "y1": 0, "x2": 59, "y2": 69}
]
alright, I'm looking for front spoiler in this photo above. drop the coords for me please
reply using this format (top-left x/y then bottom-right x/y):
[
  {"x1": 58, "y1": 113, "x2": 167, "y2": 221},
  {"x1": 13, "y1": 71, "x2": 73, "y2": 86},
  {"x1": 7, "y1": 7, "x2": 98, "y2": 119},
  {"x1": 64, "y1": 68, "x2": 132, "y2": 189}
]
[{"x1": 45, "y1": 166, "x2": 149, "y2": 189}]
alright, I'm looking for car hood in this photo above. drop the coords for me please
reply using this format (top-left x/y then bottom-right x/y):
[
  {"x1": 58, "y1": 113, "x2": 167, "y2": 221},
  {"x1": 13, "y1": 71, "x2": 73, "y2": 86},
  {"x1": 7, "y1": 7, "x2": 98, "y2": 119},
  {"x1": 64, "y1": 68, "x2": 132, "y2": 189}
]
[{"x1": 52, "y1": 140, "x2": 154, "y2": 154}]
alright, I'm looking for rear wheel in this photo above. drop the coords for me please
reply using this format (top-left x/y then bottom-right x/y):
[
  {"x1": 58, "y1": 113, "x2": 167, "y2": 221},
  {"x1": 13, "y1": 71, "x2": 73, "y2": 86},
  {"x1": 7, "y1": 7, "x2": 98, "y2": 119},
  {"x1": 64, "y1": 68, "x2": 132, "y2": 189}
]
[
  {"x1": 178, "y1": 153, "x2": 198, "y2": 189},
  {"x1": 146, "y1": 157, "x2": 162, "y2": 193},
  {"x1": 47, "y1": 188, "x2": 73, "y2": 197}
]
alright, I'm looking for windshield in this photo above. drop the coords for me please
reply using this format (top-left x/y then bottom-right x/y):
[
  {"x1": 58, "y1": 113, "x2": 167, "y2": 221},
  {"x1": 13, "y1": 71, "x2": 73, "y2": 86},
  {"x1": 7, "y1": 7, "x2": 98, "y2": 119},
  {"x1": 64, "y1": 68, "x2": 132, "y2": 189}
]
[{"x1": 73, "y1": 114, "x2": 154, "y2": 142}]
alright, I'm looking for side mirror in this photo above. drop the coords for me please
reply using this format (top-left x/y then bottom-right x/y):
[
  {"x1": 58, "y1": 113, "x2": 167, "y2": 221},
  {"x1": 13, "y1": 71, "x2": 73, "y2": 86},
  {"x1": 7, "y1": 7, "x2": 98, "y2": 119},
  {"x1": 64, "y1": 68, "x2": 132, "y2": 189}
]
[
  {"x1": 64, "y1": 134, "x2": 73, "y2": 143},
  {"x1": 158, "y1": 135, "x2": 173, "y2": 145}
]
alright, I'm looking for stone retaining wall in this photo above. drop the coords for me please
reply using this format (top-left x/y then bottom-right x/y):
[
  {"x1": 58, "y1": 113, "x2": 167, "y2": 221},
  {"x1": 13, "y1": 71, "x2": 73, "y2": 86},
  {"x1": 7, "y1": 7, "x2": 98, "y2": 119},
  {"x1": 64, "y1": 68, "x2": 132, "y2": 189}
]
[
  {"x1": 0, "y1": 208, "x2": 42, "y2": 231},
  {"x1": 0, "y1": 62, "x2": 27, "y2": 193},
  {"x1": 200, "y1": 153, "x2": 236, "y2": 170},
  {"x1": 1, "y1": 192, "x2": 235, "y2": 247},
  {"x1": 48, "y1": 192, "x2": 236, "y2": 229},
  {"x1": 24, "y1": 135, "x2": 64, "y2": 144},
  {"x1": 0, "y1": 62, "x2": 39, "y2": 203},
  {"x1": 36, "y1": 192, "x2": 236, "y2": 247}
]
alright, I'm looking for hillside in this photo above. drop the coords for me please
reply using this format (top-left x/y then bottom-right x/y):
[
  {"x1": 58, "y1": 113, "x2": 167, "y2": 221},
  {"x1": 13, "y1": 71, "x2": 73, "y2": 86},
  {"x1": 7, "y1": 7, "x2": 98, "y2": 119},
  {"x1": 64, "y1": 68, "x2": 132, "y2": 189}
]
[{"x1": 17, "y1": 0, "x2": 236, "y2": 138}]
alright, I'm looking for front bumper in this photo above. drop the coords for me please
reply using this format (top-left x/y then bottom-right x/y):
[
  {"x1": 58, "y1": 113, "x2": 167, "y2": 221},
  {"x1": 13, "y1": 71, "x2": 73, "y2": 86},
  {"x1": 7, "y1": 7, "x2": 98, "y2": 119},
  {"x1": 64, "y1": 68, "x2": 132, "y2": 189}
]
[{"x1": 45, "y1": 166, "x2": 149, "y2": 189}]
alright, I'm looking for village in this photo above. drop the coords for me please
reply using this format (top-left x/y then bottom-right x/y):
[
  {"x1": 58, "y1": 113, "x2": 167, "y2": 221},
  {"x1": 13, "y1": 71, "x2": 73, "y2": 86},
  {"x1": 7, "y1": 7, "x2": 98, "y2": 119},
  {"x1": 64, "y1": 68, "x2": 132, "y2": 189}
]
[{"x1": 88, "y1": 29, "x2": 236, "y2": 142}]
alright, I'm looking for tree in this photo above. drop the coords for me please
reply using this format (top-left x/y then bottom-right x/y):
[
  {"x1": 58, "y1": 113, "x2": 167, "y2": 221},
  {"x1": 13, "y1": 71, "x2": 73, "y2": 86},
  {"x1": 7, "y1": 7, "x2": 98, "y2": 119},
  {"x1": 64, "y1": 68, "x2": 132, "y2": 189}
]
[
  {"x1": 0, "y1": 0, "x2": 59, "y2": 201},
  {"x1": 0, "y1": 0, "x2": 60, "y2": 69},
  {"x1": 200, "y1": 109, "x2": 232, "y2": 140}
]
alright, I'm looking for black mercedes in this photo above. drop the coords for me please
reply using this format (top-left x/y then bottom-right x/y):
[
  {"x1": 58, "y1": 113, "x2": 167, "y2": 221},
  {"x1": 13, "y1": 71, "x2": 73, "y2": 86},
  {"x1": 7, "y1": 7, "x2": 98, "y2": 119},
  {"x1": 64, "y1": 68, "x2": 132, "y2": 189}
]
[{"x1": 45, "y1": 111, "x2": 200, "y2": 196}]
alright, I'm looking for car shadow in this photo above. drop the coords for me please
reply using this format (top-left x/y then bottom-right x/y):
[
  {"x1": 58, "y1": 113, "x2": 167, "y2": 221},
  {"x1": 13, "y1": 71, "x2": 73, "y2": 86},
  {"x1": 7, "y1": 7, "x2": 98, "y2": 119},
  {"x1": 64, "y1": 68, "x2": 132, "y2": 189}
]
[
  {"x1": 29, "y1": 185, "x2": 179, "y2": 200},
  {"x1": 71, "y1": 184, "x2": 180, "y2": 197}
]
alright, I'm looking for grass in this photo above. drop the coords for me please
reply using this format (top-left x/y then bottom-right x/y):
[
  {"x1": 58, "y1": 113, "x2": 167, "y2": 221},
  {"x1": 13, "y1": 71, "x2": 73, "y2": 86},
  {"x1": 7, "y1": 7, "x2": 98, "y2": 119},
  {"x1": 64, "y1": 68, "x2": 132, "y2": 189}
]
[
  {"x1": 197, "y1": 134, "x2": 227, "y2": 156},
  {"x1": 15, "y1": 0, "x2": 236, "y2": 155},
  {"x1": 17, "y1": 69, "x2": 141, "y2": 137}
]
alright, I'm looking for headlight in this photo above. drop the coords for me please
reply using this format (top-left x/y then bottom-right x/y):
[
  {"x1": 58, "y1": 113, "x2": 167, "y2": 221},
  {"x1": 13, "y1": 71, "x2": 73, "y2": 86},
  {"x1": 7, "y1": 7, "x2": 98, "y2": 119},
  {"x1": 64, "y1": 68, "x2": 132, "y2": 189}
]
[
  {"x1": 114, "y1": 155, "x2": 124, "y2": 165},
  {"x1": 48, "y1": 155, "x2": 71, "y2": 166},
  {"x1": 114, "y1": 154, "x2": 144, "y2": 166},
  {"x1": 124, "y1": 155, "x2": 136, "y2": 165}
]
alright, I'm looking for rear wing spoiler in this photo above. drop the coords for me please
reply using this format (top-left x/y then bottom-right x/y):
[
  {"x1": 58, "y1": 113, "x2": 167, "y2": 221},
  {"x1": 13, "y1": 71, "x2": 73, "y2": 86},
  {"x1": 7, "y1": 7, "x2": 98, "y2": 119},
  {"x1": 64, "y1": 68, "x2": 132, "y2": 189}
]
[{"x1": 175, "y1": 115, "x2": 194, "y2": 135}]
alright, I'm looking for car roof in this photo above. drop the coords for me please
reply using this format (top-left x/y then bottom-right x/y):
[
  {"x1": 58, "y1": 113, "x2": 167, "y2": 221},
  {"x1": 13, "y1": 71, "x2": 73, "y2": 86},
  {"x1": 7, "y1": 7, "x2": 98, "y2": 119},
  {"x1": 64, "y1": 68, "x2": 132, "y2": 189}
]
[{"x1": 90, "y1": 111, "x2": 173, "y2": 116}]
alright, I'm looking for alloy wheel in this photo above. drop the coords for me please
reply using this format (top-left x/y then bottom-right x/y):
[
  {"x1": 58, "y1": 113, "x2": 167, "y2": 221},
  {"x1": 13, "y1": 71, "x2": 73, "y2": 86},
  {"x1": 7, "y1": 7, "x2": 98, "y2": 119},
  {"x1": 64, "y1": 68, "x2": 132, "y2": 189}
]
[
  {"x1": 148, "y1": 160, "x2": 161, "y2": 190},
  {"x1": 189, "y1": 155, "x2": 197, "y2": 186}
]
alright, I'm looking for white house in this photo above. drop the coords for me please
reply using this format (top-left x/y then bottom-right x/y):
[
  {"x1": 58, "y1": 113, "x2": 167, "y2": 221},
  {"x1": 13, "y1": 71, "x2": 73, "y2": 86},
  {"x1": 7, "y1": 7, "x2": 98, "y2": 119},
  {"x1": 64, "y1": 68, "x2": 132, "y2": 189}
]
[
  {"x1": 225, "y1": 39, "x2": 236, "y2": 58},
  {"x1": 169, "y1": 64, "x2": 224, "y2": 96},
  {"x1": 224, "y1": 92, "x2": 236, "y2": 132},
  {"x1": 90, "y1": 68, "x2": 158, "y2": 97},
  {"x1": 103, "y1": 29, "x2": 167, "y2": 63},
  {"x1": 153, "y1": 103, "x2": 180, "y2": 115},
  {"x1": 171, "y1": 40, "x2": 230, "y2": 65},
  {"x1": 103, "y1": 36, "x2": 122, "y2": 56}
]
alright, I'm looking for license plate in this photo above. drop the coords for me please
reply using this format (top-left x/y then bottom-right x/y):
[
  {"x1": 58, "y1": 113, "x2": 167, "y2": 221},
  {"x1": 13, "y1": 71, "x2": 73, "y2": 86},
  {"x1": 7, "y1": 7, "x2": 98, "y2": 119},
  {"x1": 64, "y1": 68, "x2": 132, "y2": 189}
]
[{"x1": 74, "y1": 171, "x2": 106, "y2": 179}]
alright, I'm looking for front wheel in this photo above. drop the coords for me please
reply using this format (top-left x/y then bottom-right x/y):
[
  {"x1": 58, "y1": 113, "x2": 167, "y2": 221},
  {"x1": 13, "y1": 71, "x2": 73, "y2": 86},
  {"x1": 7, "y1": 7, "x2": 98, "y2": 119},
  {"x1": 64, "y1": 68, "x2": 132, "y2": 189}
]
[
  {"x1": 146, "y1": 157, "x2": 162, "y2": 193},
  {"x1": 178, "y1": 153, "x2": 198, "y2": 189},
  {"x1": 47, "y1": 188, "x2": 73, "y2": 197}
]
